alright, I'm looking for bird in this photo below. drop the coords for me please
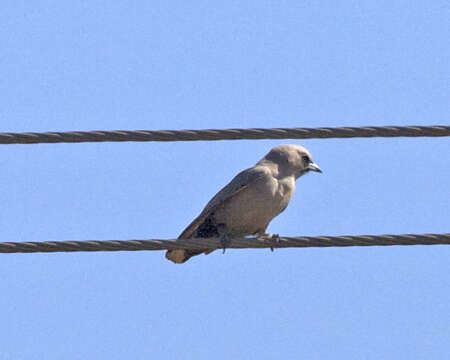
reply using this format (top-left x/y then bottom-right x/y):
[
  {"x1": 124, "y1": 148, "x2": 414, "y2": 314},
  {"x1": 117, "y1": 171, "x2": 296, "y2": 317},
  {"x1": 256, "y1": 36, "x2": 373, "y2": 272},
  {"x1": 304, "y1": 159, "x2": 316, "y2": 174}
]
[{"x1": 166, "y1": 144, "x2": 322, "y2": 263}]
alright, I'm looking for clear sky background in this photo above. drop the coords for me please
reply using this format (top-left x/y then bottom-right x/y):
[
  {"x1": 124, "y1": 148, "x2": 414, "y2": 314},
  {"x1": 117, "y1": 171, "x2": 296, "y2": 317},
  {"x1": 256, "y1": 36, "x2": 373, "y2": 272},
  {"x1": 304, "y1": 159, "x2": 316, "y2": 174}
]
[{"x1": 1, "y1": 1, "x2": 449, "y2": 359}]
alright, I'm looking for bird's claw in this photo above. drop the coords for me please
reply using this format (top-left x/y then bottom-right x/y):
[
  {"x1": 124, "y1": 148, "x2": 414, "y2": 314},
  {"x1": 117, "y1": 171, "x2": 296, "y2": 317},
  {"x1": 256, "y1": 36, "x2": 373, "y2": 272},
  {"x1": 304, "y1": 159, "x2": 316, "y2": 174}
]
[
  {"x1": 220, "y1": 234, "x2": 230, "y2": 254},
  {"x1": 269, "y1": 234, "x2": 280, "y2": 252},
  {"x1": 258, "y1": 233, "x2": 280, "y2": 252},
  {"x1": 216, "y1": 223, "x2": 231, "y2": 254}
]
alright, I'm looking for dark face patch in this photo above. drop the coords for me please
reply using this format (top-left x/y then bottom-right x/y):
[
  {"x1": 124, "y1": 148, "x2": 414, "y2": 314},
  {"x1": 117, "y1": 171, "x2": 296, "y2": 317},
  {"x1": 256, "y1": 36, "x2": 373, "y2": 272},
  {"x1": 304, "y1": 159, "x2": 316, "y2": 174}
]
[{"x1": 301, "y1": 155, "x2": 310, "y2": 165}]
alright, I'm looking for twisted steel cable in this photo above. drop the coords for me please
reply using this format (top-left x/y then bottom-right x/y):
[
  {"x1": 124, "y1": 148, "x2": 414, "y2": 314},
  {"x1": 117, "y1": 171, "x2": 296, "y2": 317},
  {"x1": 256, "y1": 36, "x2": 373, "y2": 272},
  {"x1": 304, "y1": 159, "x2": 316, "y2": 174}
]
[
  {"x1": 0, "y1": 125, "x2": 449, "y2": 145},
  {"x1": 1, "y1": 233, "x2": 449, "y2": 254}
]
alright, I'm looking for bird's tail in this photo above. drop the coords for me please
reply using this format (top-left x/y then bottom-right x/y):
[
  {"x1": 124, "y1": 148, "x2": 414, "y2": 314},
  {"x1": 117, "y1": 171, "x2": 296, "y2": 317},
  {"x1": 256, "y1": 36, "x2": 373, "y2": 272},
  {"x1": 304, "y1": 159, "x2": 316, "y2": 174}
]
[{"x1": 165, "y1": 249, "x2": 206, "y2": 264}]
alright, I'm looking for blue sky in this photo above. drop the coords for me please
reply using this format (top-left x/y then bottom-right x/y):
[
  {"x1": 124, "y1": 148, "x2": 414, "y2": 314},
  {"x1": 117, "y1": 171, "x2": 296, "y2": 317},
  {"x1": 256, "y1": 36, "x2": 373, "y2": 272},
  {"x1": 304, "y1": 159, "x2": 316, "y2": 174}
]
[{"x1": 0, "y1": 1, "x2": 449, "y2": 359}]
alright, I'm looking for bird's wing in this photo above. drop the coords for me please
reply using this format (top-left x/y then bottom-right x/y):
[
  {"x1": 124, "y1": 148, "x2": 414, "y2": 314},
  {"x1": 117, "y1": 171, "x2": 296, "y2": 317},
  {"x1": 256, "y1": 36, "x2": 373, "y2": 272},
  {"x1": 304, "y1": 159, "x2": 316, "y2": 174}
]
[{"x1": 178, "y1": 166, "x2": 269, "y2": 239}]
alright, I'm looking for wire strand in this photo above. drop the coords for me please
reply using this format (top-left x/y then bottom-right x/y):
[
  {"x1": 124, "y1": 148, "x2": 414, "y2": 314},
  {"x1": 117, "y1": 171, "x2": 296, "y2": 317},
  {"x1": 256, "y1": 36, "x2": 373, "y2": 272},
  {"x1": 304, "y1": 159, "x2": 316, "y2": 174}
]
[
  {"x1": 1, "y1": 125, "x2": 449, "y2": 145},
  {"x1": 1, "y1": 233, "x2": 449, "y2": 254}
]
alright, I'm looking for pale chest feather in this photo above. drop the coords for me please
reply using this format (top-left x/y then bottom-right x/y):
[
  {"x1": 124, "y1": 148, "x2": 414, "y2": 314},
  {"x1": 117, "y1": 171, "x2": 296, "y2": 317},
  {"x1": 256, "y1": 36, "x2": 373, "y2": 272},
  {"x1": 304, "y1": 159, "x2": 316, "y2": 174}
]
[
  {"x1": 270, "y1": 177, "x2": 295, "y2": 214},
  {"x1": 214, "y1": 175, "x2": 296, "y2": 234}
]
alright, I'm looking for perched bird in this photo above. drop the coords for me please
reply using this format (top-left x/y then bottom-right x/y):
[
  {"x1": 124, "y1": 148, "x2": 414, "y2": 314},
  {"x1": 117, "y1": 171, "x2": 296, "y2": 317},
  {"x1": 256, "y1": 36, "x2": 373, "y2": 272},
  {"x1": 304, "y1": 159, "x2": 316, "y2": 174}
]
[{"x1": 166, "y1": 144, "x2": 322, "y2": 263}]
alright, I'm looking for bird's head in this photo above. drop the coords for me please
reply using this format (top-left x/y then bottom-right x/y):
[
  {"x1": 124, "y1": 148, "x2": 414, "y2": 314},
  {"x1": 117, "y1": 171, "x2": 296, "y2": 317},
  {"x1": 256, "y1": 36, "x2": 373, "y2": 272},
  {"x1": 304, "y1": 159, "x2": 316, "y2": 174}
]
[{"x1": 261, "y1": 144, "x2": 322, "y2": 178}]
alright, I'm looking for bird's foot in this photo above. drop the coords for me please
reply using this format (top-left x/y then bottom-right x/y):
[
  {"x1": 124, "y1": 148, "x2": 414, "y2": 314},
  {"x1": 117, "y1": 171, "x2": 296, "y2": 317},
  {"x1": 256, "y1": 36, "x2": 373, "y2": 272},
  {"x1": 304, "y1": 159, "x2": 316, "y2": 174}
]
[
  {"x1": 270, "y1": 234, "x2": 281, "y2": 252},
  {"x1": 217, "y1": 224, "x2": 230, "y2": 254},
  {"x1": 219, "y1": 233, "x2": 231, "y2": 254},
  {"x1": 258, "y1": 233, "x2": 280, "y2": 252}
]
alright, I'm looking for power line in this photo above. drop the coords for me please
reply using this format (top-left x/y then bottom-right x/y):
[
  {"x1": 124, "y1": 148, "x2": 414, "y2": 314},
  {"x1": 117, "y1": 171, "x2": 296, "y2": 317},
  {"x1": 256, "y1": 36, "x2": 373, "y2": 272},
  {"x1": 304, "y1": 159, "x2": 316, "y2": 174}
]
[
  {"x1": 1, "y1": 233, "x2": 449, "y2": 254},
  {"x1": 1, "y1": 126, "x2": 448, "y2": 258},
  {"x1": 1, "y1": 125, "x2": 449, "y2": 145}
]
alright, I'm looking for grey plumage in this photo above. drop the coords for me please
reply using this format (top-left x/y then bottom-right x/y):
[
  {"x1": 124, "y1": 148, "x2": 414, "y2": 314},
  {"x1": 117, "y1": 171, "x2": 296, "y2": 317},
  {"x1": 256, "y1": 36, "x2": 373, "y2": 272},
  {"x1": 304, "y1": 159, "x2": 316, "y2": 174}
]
[{"x1": 166, "y1": 144, "x2": 322, "y2": 263}]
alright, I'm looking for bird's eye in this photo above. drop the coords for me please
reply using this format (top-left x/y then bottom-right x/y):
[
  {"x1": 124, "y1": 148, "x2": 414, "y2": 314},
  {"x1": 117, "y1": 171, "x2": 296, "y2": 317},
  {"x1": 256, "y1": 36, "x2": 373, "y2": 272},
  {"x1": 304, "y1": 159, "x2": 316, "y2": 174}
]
[{"x1": 302, "y1": 155, "x2": 310, "y2": 164}]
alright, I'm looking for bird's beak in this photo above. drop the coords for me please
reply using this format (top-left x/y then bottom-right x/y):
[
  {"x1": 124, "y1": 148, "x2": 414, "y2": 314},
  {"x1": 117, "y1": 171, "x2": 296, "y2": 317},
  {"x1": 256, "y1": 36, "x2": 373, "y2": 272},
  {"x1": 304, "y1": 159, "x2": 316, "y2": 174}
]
[{"x1": 308, "y1": 162, "x2": 322, "y2": 173}]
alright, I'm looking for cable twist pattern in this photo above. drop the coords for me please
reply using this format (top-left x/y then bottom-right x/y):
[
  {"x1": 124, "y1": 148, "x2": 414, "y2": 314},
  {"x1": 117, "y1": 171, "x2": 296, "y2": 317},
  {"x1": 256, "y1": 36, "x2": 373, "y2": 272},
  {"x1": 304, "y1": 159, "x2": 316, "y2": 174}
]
[
  {"x1": 0, "y1": 125, "x2": 449, "y2": 145},
  {"x1": 1, "y1": 233, "x2": 449, "y2": 254}
]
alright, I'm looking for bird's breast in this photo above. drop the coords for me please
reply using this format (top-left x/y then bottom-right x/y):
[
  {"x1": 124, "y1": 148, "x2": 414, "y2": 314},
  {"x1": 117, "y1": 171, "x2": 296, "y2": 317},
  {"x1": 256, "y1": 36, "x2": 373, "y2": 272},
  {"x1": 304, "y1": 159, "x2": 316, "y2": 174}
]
[
  {"x1": 214, "y1": 176, "x2": 295, "y2": 236},
  {"x1": 273, "y1": 177, "x2": 295, "y2": 211}
]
